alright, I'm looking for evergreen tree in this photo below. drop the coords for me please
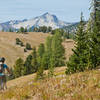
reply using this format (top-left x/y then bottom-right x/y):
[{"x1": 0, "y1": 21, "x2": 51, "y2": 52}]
[
  {"x1": 24, "y1": 27, "x2": 27, "y2": 32},
  {"x1": 31, "y1": 47, "x2": 38, "y2": 73},
  {"x1": 37, "y1": 43, "x2": 45, "y2": 58},
  {"x1": 19, "y1": 27, "x2": 25, "y2": 33},
  {"x1": 90, "y1": 9, "x2": 100, "y2": 68},
  {"x1": 9, "y1": 28, "x2": 13, "y2": 32},
  {"x1": 37, "y1": 43, "x2": 45, "y2": 68},
  {"x1": 24, "y1": 55, "x2": 33, "y2": 75},
  {"x1": 26, "y1": 43, "x2": 32, "y2": 50},
  {"x1": 33, "y1": 27, "x2": 39, "y2": 32},
  {"x1": 44, "y1": 36, "x2": 52, "y2": 69},
  {"x1": 47, "y1": 27, "x2": 52, "y2": 32},
  {"x1": 36, "y1": 43, "x2": 45, "y2": 79},
  {"x1": 29, "y1": 27, "x2": 32, "y2": 32},
  {"x1": 51, "y1": 30, "x2": 65, "y2": 67},
  {"x1": 66, "y1": 12, "x2": 88, "y2": 74},
  {"x1": 16, "y1": 38, "x2": 21, "y2": 45},
  {"x1": 13, "y1": 58, "x2": 24, "y2": 78},
  {"x1": 36, "y1": 65, "x2": 44, "y2": 80}
]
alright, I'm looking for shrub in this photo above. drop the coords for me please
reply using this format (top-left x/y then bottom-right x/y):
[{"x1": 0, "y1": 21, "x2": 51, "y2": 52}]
[{"x1": 26, "y1": 43, "x2": 32, "y2": 50}]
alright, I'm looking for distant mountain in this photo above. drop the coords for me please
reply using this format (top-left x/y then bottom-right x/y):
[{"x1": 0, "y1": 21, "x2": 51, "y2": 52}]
[
  {"x1": 0, "y1": 12, "x2": 72, "y2": 31},
  {"x1": 63, "y1": 22, "x2": 79, "y2": 33}
]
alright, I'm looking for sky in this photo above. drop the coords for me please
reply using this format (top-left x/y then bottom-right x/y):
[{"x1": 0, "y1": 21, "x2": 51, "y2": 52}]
[{"x1": 0, "y1": 0, "x2": 91, "y2": 23}]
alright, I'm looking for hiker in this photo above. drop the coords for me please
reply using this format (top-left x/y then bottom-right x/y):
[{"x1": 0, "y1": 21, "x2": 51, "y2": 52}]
[{"x1": 0, "y1": 57, "x2": 11, "y2": 90}]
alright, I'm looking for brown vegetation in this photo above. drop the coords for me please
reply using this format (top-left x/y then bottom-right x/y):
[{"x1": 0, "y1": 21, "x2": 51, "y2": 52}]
[
  {"x1": 0, "y1": 32, "x2": 75, "y2": 67},
  {"x1": 0, "y1": 32, "x2": 49, "y2": 67}
]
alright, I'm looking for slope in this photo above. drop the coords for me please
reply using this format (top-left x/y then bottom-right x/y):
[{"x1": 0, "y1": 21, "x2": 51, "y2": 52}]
[
  {"x1": 0, "y1": 32, "x2": 74, "y2": 68},
  {"x1": 0, "y1": 67, "x2": 100, "y2": 100},
  {"x1": 0, "y1": 32, "x2": 49, "y2": 67}
]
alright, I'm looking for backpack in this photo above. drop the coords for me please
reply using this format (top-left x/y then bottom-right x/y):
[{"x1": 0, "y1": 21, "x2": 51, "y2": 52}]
[{"x1": 0, "y1": 64, "x2": 4, "y2": 73}]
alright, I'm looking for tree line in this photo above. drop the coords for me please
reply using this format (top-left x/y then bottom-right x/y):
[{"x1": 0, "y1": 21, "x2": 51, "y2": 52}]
[{"x1": 13, "y1": 30, "x2": 65, "y2": 79}]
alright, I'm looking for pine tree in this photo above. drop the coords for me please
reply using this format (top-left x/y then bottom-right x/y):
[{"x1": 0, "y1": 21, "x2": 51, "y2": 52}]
[
  {"x1": 90, "y1": 10, "x2": 100, "y2": 68},
  {"x1": 36, "y1": 43, "x2": 45, "y2": 79},
  {"x1": 26, "y1": 43, "x2": 32, "y2": 50},
  {"x1": 37, "y1": 43, "x2": 45, "y2": 58},
  {"x1": 24, "y1": 55, "x2": 33, "y2": 75},
  {"x1": 44, "y1": 36, "x2": 52, "y2": 69},
  {"x1": 66, "y1": 12, "x2": 88, "y2": 74},
  {"x1": 19, "y1": 27, "x2": 25, "y2": 33},
  {"x1": 13, "y1": 58, "x2": 24, "y2": 78},
  {"x1": 24, "y1": 27, "x2": 27, "y2": 32},
  {"x1": 31, "y1": 47, "x2": 38, "y2": 73},
  {"x1": 51, "y1": 30, "x2": 65, "y2": 67}
]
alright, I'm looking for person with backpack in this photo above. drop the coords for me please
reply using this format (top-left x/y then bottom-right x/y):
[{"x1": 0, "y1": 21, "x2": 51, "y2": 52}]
[{"x1": 0, "y1": 57, "x2": 11, "y2": 90}]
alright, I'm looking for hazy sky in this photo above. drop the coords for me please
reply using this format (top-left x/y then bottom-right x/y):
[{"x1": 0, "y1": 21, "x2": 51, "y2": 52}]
[{"x1": 0, "y1": 0, "x2": 91, "y2": 23}]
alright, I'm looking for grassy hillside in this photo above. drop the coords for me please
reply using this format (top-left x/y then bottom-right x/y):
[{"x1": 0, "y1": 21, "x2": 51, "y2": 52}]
[
  {"x1": 0, "y1": 32, "x2": 49, "y2": 67},
  {"x1": 0, "y1": 32, "x2": 74, "y2": 67},
  {"x1": 0, "y1": 67, "x2": 100, "y2": 100}
]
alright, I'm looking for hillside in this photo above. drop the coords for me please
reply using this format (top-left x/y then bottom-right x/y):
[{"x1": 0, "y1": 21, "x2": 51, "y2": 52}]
[
  {"x1": 0, "y1": 32, "x2": 74, "y2": 67},
  {"x1": 0, "y1": 32, "x2": 49, "y2": 67},
  {"x1": 0, "y1": 67, "x2": 100, "y2": 100}
]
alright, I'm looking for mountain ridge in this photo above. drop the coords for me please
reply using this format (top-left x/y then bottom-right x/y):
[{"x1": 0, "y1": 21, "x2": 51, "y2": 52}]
[{"x1": 0, "y1": 12, "x2": 72, "y2": 31}]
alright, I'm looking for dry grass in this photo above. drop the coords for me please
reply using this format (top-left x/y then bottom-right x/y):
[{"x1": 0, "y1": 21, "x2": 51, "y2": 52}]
[
  {"x1": 0, "y1": 32, "x2": 49, "y2": 67},
  {"x1": 0, "y1": 32, "x2": 75, "y2": 67},
  {"x1": 63, "y1": 39, "x2": 75, "y2": 61},
  {"x1": 1, "y1": 68, "x2": 100, "y2": 100}
]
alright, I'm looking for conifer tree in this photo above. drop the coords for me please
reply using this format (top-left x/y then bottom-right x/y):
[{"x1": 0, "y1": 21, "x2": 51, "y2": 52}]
[
  {"x1": 36, "y1": 43, "x2": 45, "y2": 79},
  {"x1": 24, "y1": 55, "x2": 33, "y2": 75},
  {"x1": 43, "y1": 36, "x2": 52, "y2": 69},
  {"x1": 66, "y1": 12, "x2": 88, "y2": 74},
  {"x1": 26, "y1": 43, "x2": 32, "y2": 50},
  {"x1": 51, "y1": 30, "x2": 65, "y2": 67},
  {"x1": 37, "y1": 43, "x2": 45, "y2": 58},
  {"x1": 13, "y1": 58, "x2": 24, "y2": 78},
  {"x1": 90, "y1": 9, "x2": 100, "y2": 68},
  {"x1": 31, "y1": 47, "x2": 38, "y2": 73}
]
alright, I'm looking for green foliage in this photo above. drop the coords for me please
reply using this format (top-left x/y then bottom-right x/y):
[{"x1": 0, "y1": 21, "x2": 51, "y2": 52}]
[
  {"x1": 66, "y1": 12, "x2": 88, "y2": 74},
  {"x1": 37, "y1": 43, "x2": 45, "y2": 58},
  {"x1": 6, "y1": 68, "x2": 15, "y2": 81},
  {"x1": 31, "y1": 47, "x2": 38, "y2": 73},
  {"x1": 24, "y1": 27, "x2": 27, "y2": 32},
  {"x1": 24, "y1": 48, "x2": 27, "y2": 52},
  {"x1": 29, "y1": 27, "x2": 32, "y2": 32},
  {"x1": 47, "y1": 26, "x2": 52, "y2": 32},
  {"x1": 9, "y1": 28, "x2": 13, "y2": 32},
  {"x1": 17, "y1": 27, "x2": 28, "y2": 33},
  {"x1": 39, "y1": 26, "x2": 48, "y2": 33},
  {"x1": 23, "y1": 47, "x2": 38, "y2": 75},
  {"x1": 36, "y1": 65, "x2": 44, "y2": 80},
  {"x1": 14, "y1": 28, "x2": 65, "y2": 79},
  {"x1": 36, "y1": 43, "x2": 45, "y2": 79},
  {"x1": 13, "y1": 58, "x2": 24, "y2": 78},
  {"x1": 26, "y1": 43, "x2": 32, "y2": 50},
  {"x1": 16, "y1": 38, "x2": 24, "y2": 47},
  {"x1": 19, "y1": 41, "x2": 24, "y2": 47},
  {"x1": 44, "y1": 36, "x2": 52, "y2": 69},
  {"x1": 16, "y1": 38, "x2": 21, "y2": 45},
  {"x1": 89, "y1": 10, "x2": 100, "y2": 68},
  {"x1": 51, "y1": 31, "x2": 65, "y2": 67},
  {"x1": 33, "y1": 27, "x2": 39, "y2": 32},
  {"x1": 33, "y1": 26, "x2": 52, "y2": 33},
  {"x1": 19, "y1": 27, "x2": 25, "y2": 33},
  {"x1": 24, "y1": 55, "x2": 33, "y2": 75}
]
